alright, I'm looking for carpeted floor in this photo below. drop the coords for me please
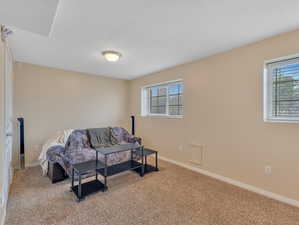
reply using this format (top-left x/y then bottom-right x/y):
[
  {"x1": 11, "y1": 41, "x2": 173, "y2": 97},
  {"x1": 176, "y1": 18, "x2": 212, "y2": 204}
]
[{"x1": 5, "y1": 159, "x2": 299, "y2": 225}]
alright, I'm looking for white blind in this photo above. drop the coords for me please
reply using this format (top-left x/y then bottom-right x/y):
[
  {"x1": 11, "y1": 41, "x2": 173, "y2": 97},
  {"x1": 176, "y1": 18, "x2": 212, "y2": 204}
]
[
  {"x1": 149, "y1": 86, "x2": 167, "y2": 114},
  {"x1": 145, "y1": 81, "x2": 184, "y2": 116},
  {"x1": 267, "y1": 57, "x2": 299, "y2": 119}
]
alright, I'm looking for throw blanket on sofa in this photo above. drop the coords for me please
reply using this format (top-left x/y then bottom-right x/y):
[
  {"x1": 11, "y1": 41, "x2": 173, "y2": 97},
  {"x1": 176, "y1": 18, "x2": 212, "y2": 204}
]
[
  {"x1": 87, "y1": 127, "x2": 118, "y2": 148},
  {"x1": 38, "y1": 129, "x2": 74, "y2": 176}
]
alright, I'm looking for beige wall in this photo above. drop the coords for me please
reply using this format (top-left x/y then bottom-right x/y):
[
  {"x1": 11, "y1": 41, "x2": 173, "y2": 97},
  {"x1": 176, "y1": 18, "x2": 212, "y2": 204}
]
[
  {"x1": 129, "y1": 29, "x2": 299, "y2": 201},
  {"x1": 13, "y1": 63, "x2": 130, "y2": 167}
]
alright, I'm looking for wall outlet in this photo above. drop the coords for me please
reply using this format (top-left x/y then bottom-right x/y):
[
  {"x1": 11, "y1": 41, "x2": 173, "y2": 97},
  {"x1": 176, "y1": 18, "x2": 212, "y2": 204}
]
[
  {"x1": 178, "y1": 145, "x2": 183, "y2": 151},
  {"x1": 264, "y1": 166, "x2": 272, "y2": 175}
]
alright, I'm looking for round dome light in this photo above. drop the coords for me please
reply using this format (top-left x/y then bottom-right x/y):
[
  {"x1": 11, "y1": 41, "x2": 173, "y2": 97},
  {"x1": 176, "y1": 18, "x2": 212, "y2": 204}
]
[{"x1": 102, "y1": 50, "x2": 121, "y2": 62}]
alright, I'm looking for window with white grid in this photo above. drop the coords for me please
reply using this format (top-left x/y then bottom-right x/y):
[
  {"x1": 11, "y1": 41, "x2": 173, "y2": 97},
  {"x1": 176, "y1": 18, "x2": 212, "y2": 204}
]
[
  {"x1": 264, "y1": 56, "x2": 299, "y2": 122},
  {"x1": 141, "y1": 80, "x2": 184, "y2": 117}
]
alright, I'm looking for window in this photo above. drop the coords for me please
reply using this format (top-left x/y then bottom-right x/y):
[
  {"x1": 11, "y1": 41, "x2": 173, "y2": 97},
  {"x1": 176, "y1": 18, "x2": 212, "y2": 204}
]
[
  {"x1": 141, "y1": 80, "x2": 184, "y2": 117},
  {"x1": 149, "y1": 86, "x2": 167, "y2": 114},
  {"x1": 264, "y1": 56, "x2": 299, "y2": 122}
]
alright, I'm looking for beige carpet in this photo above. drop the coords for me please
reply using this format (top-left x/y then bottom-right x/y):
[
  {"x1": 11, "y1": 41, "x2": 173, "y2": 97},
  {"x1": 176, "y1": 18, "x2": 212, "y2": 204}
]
[{"x1": 5, "y1": 159, "x2": 299, "y2": 225}]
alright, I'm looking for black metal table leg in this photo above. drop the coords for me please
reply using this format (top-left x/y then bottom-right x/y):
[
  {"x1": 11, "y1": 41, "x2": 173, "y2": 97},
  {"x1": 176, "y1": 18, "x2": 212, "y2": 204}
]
[
  {"x1": 104, "y1": 155, "x2": 108, "y2": 191},
  {"x1": 155, "y1": 152, "x2": 159, "y2": 171},
  {"x1": 131, "y1": 149, "x2": 133, "y2": 168},
  {"x1": 96, "y1": 151, "x2": 98, "y2": 180},
  {"x1": 78, "y1": 174, "x2": 82, "y2": 201},
  {"x1": 70, "y1": 168, "x2": 75, "y2": 192},
  {"x1": 72, "y1": 168, "x2": 74, "y2": 187},
  {"x1": 141, "y1": 147, "x2": 144, "y2": 177}
]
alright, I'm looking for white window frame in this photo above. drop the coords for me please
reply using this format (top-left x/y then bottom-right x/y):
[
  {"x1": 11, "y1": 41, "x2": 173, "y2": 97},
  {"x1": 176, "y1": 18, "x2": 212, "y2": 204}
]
[
  {"x1": 141, "y1": 79, "x2": 183, "y2": 118},
  {"x1": 264, "y1": 54, "x2": 299, "y2": 123}
]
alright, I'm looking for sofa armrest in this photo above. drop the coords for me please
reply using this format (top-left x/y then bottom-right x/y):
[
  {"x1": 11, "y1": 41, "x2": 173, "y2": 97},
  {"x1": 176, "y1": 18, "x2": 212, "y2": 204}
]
[
  {"x1": 127, "y1": 136, "x2": 142, "y2": 145},
  {"x1": 46, "y1": 145, "x2": 65, "y2": 162}
]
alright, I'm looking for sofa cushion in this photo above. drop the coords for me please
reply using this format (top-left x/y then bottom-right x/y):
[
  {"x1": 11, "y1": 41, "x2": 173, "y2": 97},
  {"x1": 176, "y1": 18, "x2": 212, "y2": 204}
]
[
  {"x1": 111, "y1": 127, "x2": 133, "y2": 144},
  {"x1": 65, "y1": 129, "x2": 90, "y2": 150}
]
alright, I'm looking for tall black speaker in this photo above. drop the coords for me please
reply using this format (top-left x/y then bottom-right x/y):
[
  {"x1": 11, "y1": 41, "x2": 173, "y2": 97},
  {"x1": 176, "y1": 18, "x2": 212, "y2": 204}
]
[
  {"x1": 131, "y1": 115, "x2": 135, "y2": 135},
  {"x1": 17, "y1": 117, "x2": 25, "y2": 169}
]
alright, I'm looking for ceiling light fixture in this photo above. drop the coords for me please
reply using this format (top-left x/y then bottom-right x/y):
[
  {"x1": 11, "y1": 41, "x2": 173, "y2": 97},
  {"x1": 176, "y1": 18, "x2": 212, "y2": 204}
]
[{"x1": 102, "y1": 50, "x2": 122, "y2": 62}]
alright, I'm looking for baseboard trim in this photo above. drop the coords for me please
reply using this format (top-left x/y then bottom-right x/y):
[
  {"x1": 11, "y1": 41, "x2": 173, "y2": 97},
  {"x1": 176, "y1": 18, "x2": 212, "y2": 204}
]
[
  {"x1": 0, "y1": 206, "x2": 6, "y2": 225},
  {"x1": 159, "y1": 156, "x2": 299, "y2": 208},
  {"x1": 26, "y1": 162, "x2": 40, "y2": 168},
  {"x1": 0, "y1": 164, "x2": 14, "y2": 225}
]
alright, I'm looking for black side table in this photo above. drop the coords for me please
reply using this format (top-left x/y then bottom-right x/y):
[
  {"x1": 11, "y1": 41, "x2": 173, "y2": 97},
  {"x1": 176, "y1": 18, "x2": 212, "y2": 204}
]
[
  {"x1": 135, "y1": 148, "x2": 159, "y2": 174},
  {"x1": 71, "y1": 160, "x2": 105, "y2": 202}
]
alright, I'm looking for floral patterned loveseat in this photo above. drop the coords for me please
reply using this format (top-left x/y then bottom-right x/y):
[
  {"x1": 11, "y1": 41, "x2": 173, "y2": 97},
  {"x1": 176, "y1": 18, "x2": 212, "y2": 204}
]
[{"x1": 46, "y1": 127, "x2": 141, "y2": 183}]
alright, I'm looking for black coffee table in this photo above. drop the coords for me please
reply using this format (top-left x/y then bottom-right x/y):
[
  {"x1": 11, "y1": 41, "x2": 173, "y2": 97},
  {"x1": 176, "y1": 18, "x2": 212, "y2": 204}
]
[
  {"x1": 94, "y1": 143, "x2": 145, "y2": 190},
  {"x1": 71, "y1": 143, "x2": 144, "y2": 202}
]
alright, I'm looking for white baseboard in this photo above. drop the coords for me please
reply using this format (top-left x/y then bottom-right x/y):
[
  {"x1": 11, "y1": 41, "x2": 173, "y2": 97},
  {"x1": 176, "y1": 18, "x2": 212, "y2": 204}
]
[
  {"x1": 26, "y1": 162, "x2": 40, "y2": 168},
  {"x1": 159, "y1": 156, "x2": 299, "y2": 208},
  {"x1": 0, "y1": 206, "x2": 6, "y2": 225},
  {"x1": 0, "y1": 164, "x2": 14, "y2": 225}
]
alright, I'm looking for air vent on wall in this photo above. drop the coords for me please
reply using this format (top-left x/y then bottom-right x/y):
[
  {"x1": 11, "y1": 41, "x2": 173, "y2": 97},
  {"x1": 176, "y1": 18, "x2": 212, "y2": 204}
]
[{"x1": 189, "y1": 143, "x2": 205, "y2": 166}]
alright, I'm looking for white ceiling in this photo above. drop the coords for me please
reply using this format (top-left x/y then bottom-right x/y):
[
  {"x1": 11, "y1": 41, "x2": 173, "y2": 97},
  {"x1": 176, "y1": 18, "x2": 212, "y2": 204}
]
[
  {"x1": 3, "y1": 0, "x2": 299, "y2": 79},
  {"x1": 0, "y1": 0, "x2": 59, "y2": 35}
]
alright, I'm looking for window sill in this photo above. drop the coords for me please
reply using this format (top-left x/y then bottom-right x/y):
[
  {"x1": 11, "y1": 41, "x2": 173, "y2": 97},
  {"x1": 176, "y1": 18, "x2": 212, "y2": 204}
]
[
  {"x1": 264, "y1": 118, "x2": 299, "y2": 124},
  {"x1": 141, "y1": 114, "x2": 183, "y2": 119}
]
